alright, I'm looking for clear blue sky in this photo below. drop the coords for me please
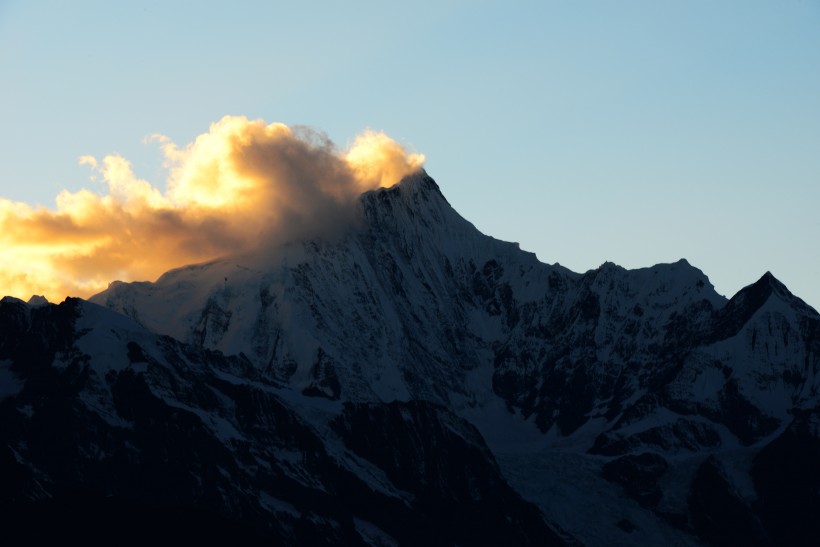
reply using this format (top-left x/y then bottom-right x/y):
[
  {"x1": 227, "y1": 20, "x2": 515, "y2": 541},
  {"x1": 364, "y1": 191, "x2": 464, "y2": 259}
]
[{"x1": 2, "y1": 0, "x2": 819, "y2": 309}]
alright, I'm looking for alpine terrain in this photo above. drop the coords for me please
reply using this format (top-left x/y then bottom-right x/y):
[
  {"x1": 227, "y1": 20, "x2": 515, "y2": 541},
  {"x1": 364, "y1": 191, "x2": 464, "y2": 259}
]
[{"x1": 1, "y1": 171, "x2": 818, "y2": 545}]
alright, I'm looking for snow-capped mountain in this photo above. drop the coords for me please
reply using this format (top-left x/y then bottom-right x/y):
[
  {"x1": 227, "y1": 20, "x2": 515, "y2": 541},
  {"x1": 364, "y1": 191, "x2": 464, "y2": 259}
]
[{"x1": 2, "y1": 171, "x2": 818, "y2": 544}]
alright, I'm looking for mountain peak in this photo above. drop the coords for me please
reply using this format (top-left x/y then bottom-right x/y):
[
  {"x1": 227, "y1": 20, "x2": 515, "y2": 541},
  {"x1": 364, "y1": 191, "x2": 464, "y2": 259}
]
[
  {"x1": 748, "y1": 271, "x2": 791, "y2": 302},
  {"x1": 394, "y1": 168, "x2": 442, "y2": 193},
  {"x1": 709, "y1": 270, "x2": 816, "y2": 343},
  {"x1": 27, "y1": 295, "x2": 49, "y2": 307},
  {"x1": 754, "y1": 271, "x2": 817, "y2": 314},
  {"x1": 357, "y1": 169, "x2": 482, "y2": 243},
  {"x1": 365, "y1": 169, "x2": 447, "y2": 206},
  {"x1": 758, "y1": 270, "x2": 778, "y2": 285}
]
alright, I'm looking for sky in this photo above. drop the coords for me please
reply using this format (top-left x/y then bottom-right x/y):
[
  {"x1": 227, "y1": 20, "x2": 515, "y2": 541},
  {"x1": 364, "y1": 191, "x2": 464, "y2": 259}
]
[{"x1": 1, "y1": 0, "x2": 819, "y2": 308}]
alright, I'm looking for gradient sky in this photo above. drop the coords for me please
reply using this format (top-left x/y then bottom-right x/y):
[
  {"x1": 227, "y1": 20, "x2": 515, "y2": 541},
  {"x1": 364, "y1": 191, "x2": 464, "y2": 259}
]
[{"x1": 1, "y1": 0, "x2": 819, "y2": 308}]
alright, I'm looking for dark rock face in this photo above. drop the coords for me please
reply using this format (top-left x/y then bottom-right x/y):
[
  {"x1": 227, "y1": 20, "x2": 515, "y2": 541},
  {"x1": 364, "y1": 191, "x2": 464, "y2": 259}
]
[
  {"x1": 590, "y1": 419, "x2": 722, "y2": 456},
  {"x1": 0, "y1": 491, "x2": 272, "y2": 543},
  {"x1": 688, "y1": 456, "x2": 767, "y2": 547},
  {"x1": 332, "y1": 401, "x2": 567, "y2": 546},
  {"x1": 601, "y1": 453, "x2": 669, "y2": 508},
  {"x1": 751, "y1": 407, "x2": 820, "y2": 546}
]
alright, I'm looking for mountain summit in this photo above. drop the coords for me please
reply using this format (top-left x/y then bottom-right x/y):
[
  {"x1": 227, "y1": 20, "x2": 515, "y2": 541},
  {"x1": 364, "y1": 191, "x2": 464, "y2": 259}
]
[
  {"x1": 92, "y1": 170, "x2": 554, "y2": 405},
  {"x1": 3, "y1": 171, "x2": 819, "y2": 544}
]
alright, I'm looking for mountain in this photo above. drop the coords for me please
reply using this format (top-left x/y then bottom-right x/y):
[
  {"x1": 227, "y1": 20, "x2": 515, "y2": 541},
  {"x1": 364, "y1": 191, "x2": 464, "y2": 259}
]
[{"x1": 2, "y1": 171, "x2": 819, "y2": 544}]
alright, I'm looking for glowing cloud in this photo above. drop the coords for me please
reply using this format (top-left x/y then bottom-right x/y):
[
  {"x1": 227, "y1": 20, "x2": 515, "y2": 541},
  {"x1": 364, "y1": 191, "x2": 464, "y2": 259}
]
[{"x1": 0, "y1": 116, "x2": 425, "y2": 301}]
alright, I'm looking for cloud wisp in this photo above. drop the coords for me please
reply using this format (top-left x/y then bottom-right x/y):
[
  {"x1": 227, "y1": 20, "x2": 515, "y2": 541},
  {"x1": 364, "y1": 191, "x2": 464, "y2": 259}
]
[{"x1": 0, "y1": 116, "x2": 425, "y2": 301}]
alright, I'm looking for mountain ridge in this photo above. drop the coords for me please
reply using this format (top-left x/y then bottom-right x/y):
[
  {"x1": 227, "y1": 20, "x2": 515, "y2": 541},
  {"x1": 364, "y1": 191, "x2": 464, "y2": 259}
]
[{"x1": 3, "y1": 171, "x2": 819, "y2": 545}]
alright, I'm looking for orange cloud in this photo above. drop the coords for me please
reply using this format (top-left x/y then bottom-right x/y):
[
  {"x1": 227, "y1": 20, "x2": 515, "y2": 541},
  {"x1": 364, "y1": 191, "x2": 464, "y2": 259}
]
[{"x1": 0, "y1": 116, "x2": 425, "y2": 302}]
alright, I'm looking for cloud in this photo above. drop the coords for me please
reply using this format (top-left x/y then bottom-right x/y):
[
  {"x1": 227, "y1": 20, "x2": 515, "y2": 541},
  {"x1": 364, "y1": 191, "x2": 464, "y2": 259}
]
[{"x1": 0, "y1": 116, "x2": 425, "y2": 301}]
